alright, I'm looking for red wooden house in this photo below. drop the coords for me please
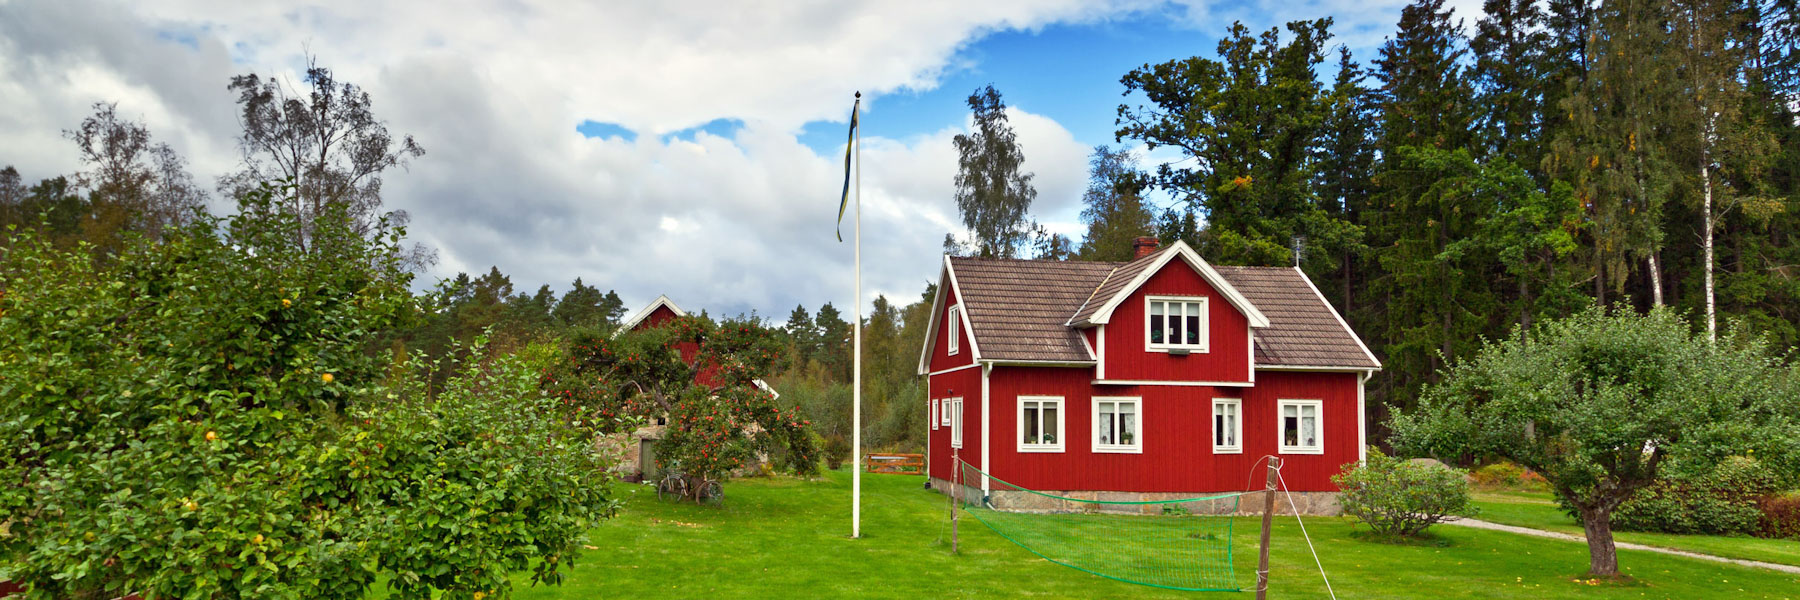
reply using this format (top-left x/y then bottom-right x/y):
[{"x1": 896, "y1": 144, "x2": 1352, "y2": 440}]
[{"x1": 919, "y1": 238, "x2": 1378, "y2": 513}]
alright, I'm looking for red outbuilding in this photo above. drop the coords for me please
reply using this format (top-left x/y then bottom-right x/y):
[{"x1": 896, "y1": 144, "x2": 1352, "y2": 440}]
[{"x1": 919, "y1": 238, "x2": 1379, "y2": 513}]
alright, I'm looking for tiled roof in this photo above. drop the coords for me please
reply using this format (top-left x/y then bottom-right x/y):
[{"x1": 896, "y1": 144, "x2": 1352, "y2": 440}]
[
  {"x1": 1213, "y1": 266, "x2": 1380, "y2": 369},
  {"x1": 946, "y1": 252, "x2": 1379, "y2": 369},
  {"x1": 1068, "y1": 251, "x2": 1160, "y2": 327},
  {"x1": 950, "y1": 257, "x2": 1115, "y2": 362}
]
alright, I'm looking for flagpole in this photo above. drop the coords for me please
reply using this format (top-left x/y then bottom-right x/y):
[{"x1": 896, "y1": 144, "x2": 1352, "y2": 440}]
[{"x1": 851, "y1": 91, "x2": 864, "y2": 539}]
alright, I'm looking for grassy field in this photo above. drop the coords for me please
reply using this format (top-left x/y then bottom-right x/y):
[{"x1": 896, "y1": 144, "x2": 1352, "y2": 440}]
[
  {"x1": 491, "y1": 470, "x2": 1800, "y2": 599},
  {"x1": 1471, "y1": 490, "x2": 1800, "y2": 567}
]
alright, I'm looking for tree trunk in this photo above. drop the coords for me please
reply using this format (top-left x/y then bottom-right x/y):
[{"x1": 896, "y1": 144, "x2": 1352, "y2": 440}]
[
  {"x1": 1577, "y1": 504, "x2": 1621, "y2": 576},
  {"x1": 1701, "y1": 123, "x2": 1717, "y2": 341},
  {"x1": 1647, "y1": 253, "x2": 1664, "y2": 307}
]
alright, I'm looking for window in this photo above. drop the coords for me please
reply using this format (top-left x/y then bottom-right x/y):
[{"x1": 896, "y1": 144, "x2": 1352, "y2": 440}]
[
  {"x1": 940, "y1": 396, "x2": 953, "y2": 426},
  {"x1": 1093, "y1": 397, "x2": 1141, "y2": 453},
  {"x1": 947, "y1": 305, "x2": 961, "y2": 355},
  {"x1": 1212, "y1": 398, "x2": 1242, "y2": 453},
  {"x1": 1018, "y1": 396, "x2": 1064, "y2": 452},
  {"x1": 948, "y1": 398, "x2": 964, "y2": 448},
  {"x1": 1146, "y1": 296, "x2": 1208, "y2": 351},
  {"x1": 1278, "y1": 399, "x2": 1323, "y2": 454},
  {"x1": 930, "y1": 399, "x2": 939, "y2": 431}
]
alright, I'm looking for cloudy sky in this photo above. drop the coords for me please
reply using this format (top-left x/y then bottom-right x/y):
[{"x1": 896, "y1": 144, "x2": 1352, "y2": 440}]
[{"x1": 0, "y1": 0, "x2": 1474, "y2": 320}]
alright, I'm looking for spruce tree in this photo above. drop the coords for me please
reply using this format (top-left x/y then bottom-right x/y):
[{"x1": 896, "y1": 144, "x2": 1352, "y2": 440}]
[{"x1": 1471, "y1": 0, "x2": 1550, "y2": 173}]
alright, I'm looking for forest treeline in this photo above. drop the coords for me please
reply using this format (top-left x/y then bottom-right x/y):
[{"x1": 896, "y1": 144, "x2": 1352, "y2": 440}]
[
  {"x1": 7, "y1": 0, "x2": 1798, "y2": 455},
  {"x1": 945, "y1": 0, "x2": 1800, "y2": 441}
]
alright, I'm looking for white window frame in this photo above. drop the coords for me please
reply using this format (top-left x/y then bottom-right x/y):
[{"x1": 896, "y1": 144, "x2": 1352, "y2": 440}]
[
  {"x1": 1212, "y1": 398, "x2": 1242, "y2": 454},
  {"x1": 1016, "y1": 396, "x2": 1065, "y2": 453},
  {"x1": 930, "y1": 398, "x2": 939, "y2": 431},
  {"x1": 947, "y1": 305, "x2": 961, "y2": 355},
  {"x1": 940, "y1": 396, "x2": 953, "y2": 426},
  {"x1": 1144, "y1": 295, "x2": 1209, "y2": 352},
  {"x1": 948, "y1": 398, "x2": 963, "y2": 448},
  {"x1": 1092, "y1": 396, "x2": 1142, "y2": 454},
  {"x1": 1277, "y1": 399, "x2": 1324, "y2": 455}
]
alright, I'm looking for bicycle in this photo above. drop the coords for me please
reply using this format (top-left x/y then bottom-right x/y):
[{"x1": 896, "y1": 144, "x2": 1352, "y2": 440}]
[{"x1": 656, "y1": 469, "x2": 689, "y2": 502}]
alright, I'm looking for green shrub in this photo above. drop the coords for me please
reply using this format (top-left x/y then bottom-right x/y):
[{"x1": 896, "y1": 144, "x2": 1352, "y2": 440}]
[
  {"x1": 1608, "y1": 456, "x2": 1781, "y2": 536},
  {"x1": 0, "y1": 185, "x2": 615, "y2": 599},
  {"x1": 1333, "y1": 449, "x2": 1476, "y2": 538}
]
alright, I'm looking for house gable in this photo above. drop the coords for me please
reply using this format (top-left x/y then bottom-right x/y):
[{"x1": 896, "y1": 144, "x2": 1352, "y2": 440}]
[
  {"x1": 917, "y1": 262, "x2": 979, "y2": 375},
  {"x1": 617, "y1": 294, "x2": 687, "y2": 337},
  {"x1": 1070, "y1": 240, "x2": 1269, "y2": 330},
  {"x1": 1098, "y1": 256, "x2": 1254, "y2": 384}
]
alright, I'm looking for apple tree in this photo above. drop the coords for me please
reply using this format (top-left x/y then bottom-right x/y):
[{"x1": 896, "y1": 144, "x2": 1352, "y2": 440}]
[{"x1": 1391, "y1": 306, "x2": 1800, "y2": 576}]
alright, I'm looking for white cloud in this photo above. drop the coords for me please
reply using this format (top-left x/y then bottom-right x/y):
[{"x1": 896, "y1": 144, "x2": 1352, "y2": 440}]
[{"x1": 0, "y1": 0, "x2": 1429, "y2": 318}]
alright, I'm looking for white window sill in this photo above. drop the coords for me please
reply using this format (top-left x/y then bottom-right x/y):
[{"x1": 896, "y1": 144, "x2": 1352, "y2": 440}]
[
  {"x1": 1213, "y1": 446, "x2": 1243, "y2": 454},
  {"x1": 1146, "y1": 346, "x2": 1209, "y2": 354},
  {"x1": 1018, "y1": 445, "x2": 1064, "y2": 453},
  {"x1": 1093, "y1": 444, "x2": 1142, "y2": 454},
  {"x1": 1279, "y1": 446, "x2": 1324, "y2": 455}
]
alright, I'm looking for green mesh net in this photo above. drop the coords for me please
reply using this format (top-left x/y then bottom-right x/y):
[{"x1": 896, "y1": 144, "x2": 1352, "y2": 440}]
[{"x1": 951, "y1": 459, "x2": 1242, "y2": 592}]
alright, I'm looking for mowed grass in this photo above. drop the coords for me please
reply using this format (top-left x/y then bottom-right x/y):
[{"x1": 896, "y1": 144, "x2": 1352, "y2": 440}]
[
  {"x1": 1472, "y1": 490, "x2": 1800, "y2": 567},
  {"x1": 496, "y1": 470, "x2": 1800, "y2": 599}
]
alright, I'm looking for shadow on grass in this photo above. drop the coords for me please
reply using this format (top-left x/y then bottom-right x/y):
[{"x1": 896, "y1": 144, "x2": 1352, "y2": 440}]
[{"x1": 1346, "y1": 528, "x2": 1457, "y2": 547}]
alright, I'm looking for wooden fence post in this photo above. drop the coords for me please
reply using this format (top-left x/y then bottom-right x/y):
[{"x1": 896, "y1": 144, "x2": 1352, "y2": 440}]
[
  {"x1": 950, "y1": 449, "x2": 960, "y2": 553},
  {"x1": 1255, "y1": 456, "x2": 1281, "y2": 600}
]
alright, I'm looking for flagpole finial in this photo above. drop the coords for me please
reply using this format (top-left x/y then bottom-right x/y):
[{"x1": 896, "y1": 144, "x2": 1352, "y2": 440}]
[{"x1": 855, "y1": 91, "x2": 861, "y2": 99}]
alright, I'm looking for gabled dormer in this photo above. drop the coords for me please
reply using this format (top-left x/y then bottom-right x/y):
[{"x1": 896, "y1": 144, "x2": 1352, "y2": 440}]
[{"x1": 1069, "y1": 239, "x2": 1268, "y2": 385}]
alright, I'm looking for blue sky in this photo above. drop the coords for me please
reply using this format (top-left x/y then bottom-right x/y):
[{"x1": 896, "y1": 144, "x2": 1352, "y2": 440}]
[{"x1": 0, "y1": 0, "x2": 1441, "y2": 319}]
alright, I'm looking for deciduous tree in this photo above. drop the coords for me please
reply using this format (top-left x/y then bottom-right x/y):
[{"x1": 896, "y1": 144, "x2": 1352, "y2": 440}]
[{"x1": 1392, "y1": 307, "x2": 1800, "y2": 576}]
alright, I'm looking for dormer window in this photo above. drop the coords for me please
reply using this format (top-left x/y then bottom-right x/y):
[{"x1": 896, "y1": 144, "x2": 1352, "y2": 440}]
[{"x1": 1146, "y1": 296, "x2": 1208, "y2": 352}]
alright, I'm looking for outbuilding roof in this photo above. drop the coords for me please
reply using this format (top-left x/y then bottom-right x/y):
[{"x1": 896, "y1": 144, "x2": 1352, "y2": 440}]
[{"x1": 928, "y1": 243, "x2": 1379, "y2": 371}]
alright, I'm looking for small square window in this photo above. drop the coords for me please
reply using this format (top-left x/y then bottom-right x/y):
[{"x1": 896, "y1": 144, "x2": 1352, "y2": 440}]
[
  {"x1": 1146, "y1": 296, "x2": 1208, "y2": 352},
  {"x1": 1019, "y1": 397, "x2": 1063, "y2": 452},
  {"x1": 1278, "y1": 399, "x2": 1323, "y2": 454},
  {"x1": 1094, "y1": 397, "x2": 1141, "y2": 453}
]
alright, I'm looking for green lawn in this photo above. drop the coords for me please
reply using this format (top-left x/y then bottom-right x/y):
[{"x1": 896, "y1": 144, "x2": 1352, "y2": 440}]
[
  {"x1": 1472, "y1": 491, "x2": 1800, "y2": 568},
  {"x1": 492, "y1": 471, "x2": 1800, "y2": 599}
]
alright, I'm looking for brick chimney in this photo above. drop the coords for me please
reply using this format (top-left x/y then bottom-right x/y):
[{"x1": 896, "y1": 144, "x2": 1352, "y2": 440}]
[{"x1": 1132, "y1": 236, "x2": 1160, "y2": 259}]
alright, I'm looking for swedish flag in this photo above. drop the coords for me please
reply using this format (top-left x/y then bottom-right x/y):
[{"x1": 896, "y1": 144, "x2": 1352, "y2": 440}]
[{"x1": 837, "y1": 92, "x2": 860, "y2": 242}]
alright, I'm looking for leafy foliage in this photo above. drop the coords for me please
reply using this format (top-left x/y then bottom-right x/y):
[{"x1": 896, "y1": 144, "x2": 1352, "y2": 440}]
[
  {"x1": 1606, "y1": 456, "x2": 1783, "y2": 536},
  {"x1": 0, "y1": 183, "x2": 614, "y2": 599},
  {"x1": 540, "y1": 317, "x2": 819, "y2": 492},
  {"x1": 951, "y1": 85, "x2": 1039, "y2": 259},
  {"x1": 1334, "y1": 449, "x2": 1476, "y2": 537},
  {"x1": 1392, "y1": 307, "x2": 1800, "y2": 574}
]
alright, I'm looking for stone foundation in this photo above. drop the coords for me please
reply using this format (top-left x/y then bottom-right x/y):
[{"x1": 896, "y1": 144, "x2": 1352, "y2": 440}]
[{"x1": 927, "y1": 477, "x2": 1340, "y2": 516}]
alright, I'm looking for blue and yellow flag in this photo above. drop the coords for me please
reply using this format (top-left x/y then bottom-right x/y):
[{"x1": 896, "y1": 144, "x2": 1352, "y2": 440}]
[{"x1": 837, "y1": 93, "x2": 860, "y2": 242}]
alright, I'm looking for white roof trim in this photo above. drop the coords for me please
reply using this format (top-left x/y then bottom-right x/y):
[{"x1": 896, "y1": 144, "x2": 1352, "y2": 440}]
[
  {"x1": 613, "y1": 294, "x2": 687, "y2": 339},
  {"x1": 753, "y1": 378, "x2": 780, "y2": 400},
  {"x1": 1084, "y1": 241, "x2": 1271, "y2": 329},
  {"x1": 1293, "y1": 266, "x2": 1382, "y2": 369},
  {"x1": 1064, "y1": 265, "x2": 1120, "y2": 326},
  {"x1": 915, "y1": 256, "x2": 983, "y2": 375}
]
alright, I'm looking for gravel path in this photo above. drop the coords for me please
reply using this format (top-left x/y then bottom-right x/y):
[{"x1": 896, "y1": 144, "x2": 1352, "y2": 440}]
[{"x1": 1445, "y1": 518, "x2": 1800, "y2": 575}]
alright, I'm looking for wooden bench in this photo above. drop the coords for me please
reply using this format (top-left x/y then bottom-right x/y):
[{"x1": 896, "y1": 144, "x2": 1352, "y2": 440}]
[{"x1": 865, "y1": 453, "x2": 925, "y2": 475}]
